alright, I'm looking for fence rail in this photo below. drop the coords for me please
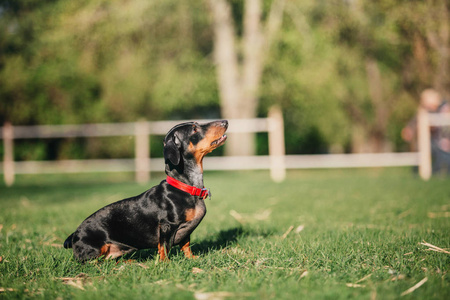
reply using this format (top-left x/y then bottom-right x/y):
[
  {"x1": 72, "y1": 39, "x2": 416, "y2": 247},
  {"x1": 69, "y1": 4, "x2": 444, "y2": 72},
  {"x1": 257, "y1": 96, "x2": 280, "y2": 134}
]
[
  {"x1": 1, "y1": 109, "x2": 449, "y2": 185},
  {"x1": 0, "y1": 153, "x2": 419, "y2": 174},
  {"x1": 1, "y1": 106, "x2": 286, "y2": 185}
]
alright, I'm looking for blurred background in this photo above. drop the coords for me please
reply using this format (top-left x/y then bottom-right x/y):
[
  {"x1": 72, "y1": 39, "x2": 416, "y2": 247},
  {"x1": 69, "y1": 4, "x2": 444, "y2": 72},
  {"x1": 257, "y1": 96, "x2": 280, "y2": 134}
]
[{"x1": 0, "y1": 0, "x2": 449, "y2": 162}]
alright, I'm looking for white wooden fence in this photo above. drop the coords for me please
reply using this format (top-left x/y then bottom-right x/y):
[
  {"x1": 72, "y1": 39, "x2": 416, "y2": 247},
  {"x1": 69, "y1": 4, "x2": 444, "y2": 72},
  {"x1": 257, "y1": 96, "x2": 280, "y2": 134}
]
[
  {"x1": 1, "y1": 108, "x2": 449, "y2": 186},
  {"x1": 0, "y1": 107, "x2": 286, "y2": 186}
]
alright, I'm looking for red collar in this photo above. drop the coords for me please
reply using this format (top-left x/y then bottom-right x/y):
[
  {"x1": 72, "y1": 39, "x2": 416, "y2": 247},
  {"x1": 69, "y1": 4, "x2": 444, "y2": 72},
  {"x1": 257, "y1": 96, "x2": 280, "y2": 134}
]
[{"x1": 166, "y1": 176, "x2": 209, "y2": 199}]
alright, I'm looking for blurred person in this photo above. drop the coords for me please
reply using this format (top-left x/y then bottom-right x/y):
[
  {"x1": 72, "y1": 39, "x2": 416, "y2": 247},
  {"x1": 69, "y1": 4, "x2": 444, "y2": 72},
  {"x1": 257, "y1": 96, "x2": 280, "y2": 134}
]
[{"x1": 402, "y1": 89, "x2": 450, "y2": 173}]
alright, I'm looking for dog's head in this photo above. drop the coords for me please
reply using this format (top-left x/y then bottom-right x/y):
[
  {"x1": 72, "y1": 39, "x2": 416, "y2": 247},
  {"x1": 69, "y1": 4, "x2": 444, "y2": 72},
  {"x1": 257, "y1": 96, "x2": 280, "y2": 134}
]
[{"x1": 163, "y1": 120, "x2": 228, "y2": 169}]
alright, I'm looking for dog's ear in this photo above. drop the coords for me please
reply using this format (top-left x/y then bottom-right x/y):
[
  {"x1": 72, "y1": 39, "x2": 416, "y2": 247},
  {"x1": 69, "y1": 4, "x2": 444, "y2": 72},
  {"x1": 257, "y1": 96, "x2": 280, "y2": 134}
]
[{"x1": 164, "y1": 139, "x2": 181, "y2": 165}]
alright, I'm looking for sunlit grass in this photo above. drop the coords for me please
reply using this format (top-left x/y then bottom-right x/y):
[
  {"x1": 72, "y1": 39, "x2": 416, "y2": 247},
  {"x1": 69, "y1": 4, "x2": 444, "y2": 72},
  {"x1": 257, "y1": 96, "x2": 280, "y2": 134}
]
[{"x1": 0, "y1": 168, "x2": 449, "y2": 299}]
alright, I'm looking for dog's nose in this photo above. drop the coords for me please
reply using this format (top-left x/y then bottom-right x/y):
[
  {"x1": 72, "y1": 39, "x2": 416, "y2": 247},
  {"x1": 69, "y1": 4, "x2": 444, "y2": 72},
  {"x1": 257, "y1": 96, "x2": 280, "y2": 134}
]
[{"x1": 221, "y1": 120, "x2": 228, "y2": 128}]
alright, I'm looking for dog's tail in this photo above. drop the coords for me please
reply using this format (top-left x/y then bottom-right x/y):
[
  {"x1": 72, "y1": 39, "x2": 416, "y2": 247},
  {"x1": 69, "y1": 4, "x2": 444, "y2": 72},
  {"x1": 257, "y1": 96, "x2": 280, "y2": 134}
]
[{"x1": 63, "y1": 233, "x2": 74, "y2": 249}]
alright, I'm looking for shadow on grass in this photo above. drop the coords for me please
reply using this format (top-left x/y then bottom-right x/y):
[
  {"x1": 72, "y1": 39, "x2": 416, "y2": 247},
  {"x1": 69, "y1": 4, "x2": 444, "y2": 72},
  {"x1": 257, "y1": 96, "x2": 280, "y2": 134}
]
[
  {"x1": 192, "y1": 227, "x2": 244, "y2": 254},
  {"x1": 123, "y1": 226, "x2": 275, "y2": 261}
]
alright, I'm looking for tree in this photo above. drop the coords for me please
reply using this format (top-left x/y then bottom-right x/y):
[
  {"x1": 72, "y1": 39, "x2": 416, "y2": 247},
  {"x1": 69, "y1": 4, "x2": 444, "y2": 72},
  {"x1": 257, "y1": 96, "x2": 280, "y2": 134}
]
[
  {"x1": 0, "y1": 0, "x2": 220, "y2": 160},
  {"x1": 294, "y1": 0, "x2": 450, "y2": 153},
  {"x1": 1, "y1": 0, "x2": 448, "y2": 160},
  {"x1": 208, "y1": 0, "x2": 285, "y2": 156}
]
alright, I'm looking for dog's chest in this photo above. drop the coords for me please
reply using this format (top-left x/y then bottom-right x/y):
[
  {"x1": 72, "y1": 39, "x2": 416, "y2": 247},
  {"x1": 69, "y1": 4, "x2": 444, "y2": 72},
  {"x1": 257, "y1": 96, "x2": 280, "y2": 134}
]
[
  {"x1": 173, "y1": 199, "x2": 206, "y2": 245},
  {"x1": 184, "y1": 199, "x2": 206, "y2": 223}
]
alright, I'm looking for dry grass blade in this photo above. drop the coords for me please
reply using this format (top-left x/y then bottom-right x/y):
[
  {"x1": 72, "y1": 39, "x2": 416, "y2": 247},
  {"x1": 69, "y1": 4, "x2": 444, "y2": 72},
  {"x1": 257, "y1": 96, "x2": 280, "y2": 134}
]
[
  {"x1": 229, "y1": 210, "x2": 245, "y2": 225},
  {"x1": 192, "y1": 267, "x2": 204, "y2": 274},
  {"x1": 230, "y1": 209, "x2": 272, "y2": 223},
  {"x1": 400, "y1": 277, "x2": 428, "y2": 296},
  {"x1": 253, "y1": 209, "x2": 272, "y2": 221},
  {"x1": 136, "y1": 263, "x2": 149, "y2": 269},
  {"x1": 152, "y1": 280, "x2": 170, "y2": 286},
  {"x1": 390, "y1": 274, "x2": 406, "y2": 281},
  {"x1": 295, "y1": 225, "x2": 305, "y2": 233},
  {"x1": 420, "y1": 241, "x2": 450, "y2": 254},
  {"x1": 194, "y1": 291, "x2": 253, "y2": 300},
  {"x1": 56, "y1": 273, "x2": 91, "y2": 291},
  {"x1": 64, "y1": 280, "x2": 85, "y2": 291},
  {"x1": 346, "y1": 283, "x2": 366, "y2": 288},
  {"x1": 281, "y1": 225, "x2": 294, "y2": 239},
  {"x1": 56, "y1": 273, "x2": 89, "y2": 282},
  {"x1": 355, "y1": 273, "x2": 372, "y2": 283},
  {"x1": 427, "y1": 212, "x2": 450, "y2": 218},
  {"x1": 299, "y1": 270, "x2": 308, "y2": 280}
]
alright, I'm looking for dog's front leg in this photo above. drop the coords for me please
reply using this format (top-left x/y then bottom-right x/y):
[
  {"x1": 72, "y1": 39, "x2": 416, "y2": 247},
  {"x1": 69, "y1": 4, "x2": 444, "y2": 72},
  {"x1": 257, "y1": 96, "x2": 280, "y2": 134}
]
[
  {"x1": 180, "y1": 236, "x2": 197, "y2": 259},
  {"x1": 158, "y1": 223, "x2": 174, "y2": 261}
]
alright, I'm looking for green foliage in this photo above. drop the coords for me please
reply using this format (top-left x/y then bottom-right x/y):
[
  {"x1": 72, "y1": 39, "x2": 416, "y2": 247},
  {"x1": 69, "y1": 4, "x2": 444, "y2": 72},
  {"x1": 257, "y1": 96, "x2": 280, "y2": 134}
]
[
  {"x1": 1, "y1": 0, "x2": 447, "y2": 156},
  {"x1": 1, "y1": 0, "x2": 219, "y2": 159},
  {"x1": 0, "y1": 169, "x2": 449, "y2": 299},
  {"x1": 0, "y1": 0, "x2": 218, "y2": 124}
]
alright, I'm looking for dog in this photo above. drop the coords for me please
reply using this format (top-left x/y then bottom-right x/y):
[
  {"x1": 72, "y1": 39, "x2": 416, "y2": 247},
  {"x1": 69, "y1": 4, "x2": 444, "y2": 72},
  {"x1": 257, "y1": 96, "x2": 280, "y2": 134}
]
[{"x1": 63, "y1": 120, "x2": 228, "y2": 262}]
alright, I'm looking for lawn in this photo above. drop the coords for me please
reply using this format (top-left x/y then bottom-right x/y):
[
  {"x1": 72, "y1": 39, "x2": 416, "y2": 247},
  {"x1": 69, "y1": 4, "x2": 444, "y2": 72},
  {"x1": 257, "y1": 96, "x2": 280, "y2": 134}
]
[{"x1": 0, "y1": 168, "x2": 449, "y2": 299}]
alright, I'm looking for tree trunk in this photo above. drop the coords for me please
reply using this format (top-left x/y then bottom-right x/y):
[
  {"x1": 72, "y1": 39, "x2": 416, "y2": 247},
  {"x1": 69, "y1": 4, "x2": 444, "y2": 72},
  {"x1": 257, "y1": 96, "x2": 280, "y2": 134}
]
[
  {"x1": 209, "y1": 0, "x2": 285, "y2": 156},
  {"x1": 365, "y1": 58, "x2": 392, "y2": 153},
  {"x1": 426, "y1": 0, "x2": 450, "y2": 99}
]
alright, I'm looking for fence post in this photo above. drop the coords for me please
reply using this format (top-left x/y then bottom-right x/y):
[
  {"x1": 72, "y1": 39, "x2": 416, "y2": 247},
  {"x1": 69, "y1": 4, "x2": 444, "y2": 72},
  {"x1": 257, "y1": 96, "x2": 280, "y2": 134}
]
[
  {"x1": 417, "y1": 108, "x2": 431, "y2": 180},
  {"x1": 135, "y1": 121, "x2": 150, "y2": 183},
  {"x1": 3, "y1": 122, "x2": 15, "y2": 186},
  {"x1": 268, "y1": 105, "x2": 286, "y2": 182}
]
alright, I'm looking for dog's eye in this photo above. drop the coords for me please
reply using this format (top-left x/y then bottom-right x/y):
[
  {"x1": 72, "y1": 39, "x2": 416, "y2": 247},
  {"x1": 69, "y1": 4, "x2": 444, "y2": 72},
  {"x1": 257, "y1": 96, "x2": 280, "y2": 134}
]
[{"x1": 193, "y1": 126, "x2": 198, "y2": 133}]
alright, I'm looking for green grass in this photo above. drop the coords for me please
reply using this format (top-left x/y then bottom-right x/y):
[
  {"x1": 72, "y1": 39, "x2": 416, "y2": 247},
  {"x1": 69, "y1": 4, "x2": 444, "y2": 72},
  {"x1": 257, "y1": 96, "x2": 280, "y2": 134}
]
[{"x1": 0, "y1": 168, "x2": 449, "y2": 299}]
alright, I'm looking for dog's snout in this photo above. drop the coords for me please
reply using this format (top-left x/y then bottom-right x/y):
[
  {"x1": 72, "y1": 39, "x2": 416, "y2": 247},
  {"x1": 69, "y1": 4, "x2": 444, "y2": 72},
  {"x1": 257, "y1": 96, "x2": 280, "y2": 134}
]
[{"x1": 221, "y1": 120, "x2": 228, "y2": 128}]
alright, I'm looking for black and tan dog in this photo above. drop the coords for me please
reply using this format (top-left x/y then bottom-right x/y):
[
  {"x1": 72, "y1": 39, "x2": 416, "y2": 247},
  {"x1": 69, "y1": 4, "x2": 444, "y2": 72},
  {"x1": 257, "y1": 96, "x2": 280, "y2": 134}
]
[{"x1": 63, "y1": 120, "x2": 228, "y2": 261}]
